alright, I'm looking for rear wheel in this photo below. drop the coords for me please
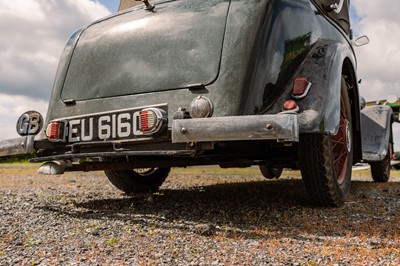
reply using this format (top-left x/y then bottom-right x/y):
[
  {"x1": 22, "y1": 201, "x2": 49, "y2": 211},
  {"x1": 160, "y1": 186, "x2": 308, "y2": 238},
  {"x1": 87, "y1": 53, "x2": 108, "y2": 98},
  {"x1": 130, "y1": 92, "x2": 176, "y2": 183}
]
[
  {"x1": 370, "y1": 144, "x2": 392, "y2": 182},
  {"x1": 299, "y1": 78, "x2": 353, "y2": 207},
  {"x1": 105, "y1": 167, "x2": 170, "y2": 194},
  {"x1": 259, "y1": 164, "x2": 283, "y2": 179}
]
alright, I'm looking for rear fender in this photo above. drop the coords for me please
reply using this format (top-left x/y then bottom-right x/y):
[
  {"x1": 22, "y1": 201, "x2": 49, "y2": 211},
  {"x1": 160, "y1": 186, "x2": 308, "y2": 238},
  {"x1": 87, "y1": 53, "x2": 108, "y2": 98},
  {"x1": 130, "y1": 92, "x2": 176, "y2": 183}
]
[
  {"x1": 294, "y1": 40, "x2": 354, "y2": 135},
  {"x1": 361, "y1": 105, "x2": 393, "y2": 161}
]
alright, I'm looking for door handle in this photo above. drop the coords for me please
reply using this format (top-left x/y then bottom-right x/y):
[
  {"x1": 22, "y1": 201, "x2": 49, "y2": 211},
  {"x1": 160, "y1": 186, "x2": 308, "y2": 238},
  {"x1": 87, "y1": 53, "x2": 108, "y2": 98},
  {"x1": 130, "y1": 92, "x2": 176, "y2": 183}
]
[{"x1": 330, "y1": 0, "x2": 344, "y2": 13}]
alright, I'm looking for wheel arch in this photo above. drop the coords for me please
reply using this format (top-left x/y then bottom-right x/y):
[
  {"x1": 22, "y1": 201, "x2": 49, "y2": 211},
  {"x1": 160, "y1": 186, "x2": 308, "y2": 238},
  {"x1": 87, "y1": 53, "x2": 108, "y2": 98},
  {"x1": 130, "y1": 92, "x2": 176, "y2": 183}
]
[{"x1": 341, "y1": 57, "x2": 362, "y2": 163}]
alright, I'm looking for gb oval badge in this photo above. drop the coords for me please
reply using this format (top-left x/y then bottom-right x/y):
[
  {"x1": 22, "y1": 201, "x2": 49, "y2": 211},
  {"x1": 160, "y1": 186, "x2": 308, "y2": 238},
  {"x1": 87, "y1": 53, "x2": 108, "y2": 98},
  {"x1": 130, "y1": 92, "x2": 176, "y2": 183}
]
[{"x1": 16, "y1": 111, "x2": 43, "y2": 136}]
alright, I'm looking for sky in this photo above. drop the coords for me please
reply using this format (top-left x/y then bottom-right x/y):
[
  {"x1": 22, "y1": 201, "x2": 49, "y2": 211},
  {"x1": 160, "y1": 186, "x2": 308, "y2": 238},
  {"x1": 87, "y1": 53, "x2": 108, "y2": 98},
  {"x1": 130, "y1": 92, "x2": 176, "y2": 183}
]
[{"x1": 0, "y1": 0, "x2": 399, "y2": 149}]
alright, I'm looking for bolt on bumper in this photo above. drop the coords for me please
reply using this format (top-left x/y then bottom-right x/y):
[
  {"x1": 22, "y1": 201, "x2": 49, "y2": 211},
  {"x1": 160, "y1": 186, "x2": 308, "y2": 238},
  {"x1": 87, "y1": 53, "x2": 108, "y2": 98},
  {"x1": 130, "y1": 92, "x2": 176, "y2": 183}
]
[
  {"x1": 0, "y1": 136, "x2": 35, "y2": 157},
  {"x1": 172, "y1": 114, "x2": 299, "y2": 143}
]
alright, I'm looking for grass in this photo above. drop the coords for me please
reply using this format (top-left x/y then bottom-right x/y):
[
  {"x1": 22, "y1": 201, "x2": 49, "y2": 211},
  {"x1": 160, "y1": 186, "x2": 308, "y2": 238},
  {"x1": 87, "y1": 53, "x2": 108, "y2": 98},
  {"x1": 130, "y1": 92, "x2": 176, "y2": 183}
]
[
  {"x1": 0, "y1": 154, "x2": 33, "y2": 163},
  {"x1": 1, "y1": 163, "x2": 400, "y2": 185},
  {"x1": 105, "y1": 237, "x2": 120, "y2": 246}
]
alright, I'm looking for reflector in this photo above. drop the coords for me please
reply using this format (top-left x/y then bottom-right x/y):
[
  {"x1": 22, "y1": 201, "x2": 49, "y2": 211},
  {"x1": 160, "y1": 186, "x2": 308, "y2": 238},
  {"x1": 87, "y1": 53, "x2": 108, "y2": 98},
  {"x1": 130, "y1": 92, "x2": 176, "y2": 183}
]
[
  {"x1": 45, "y1": 121, "x2": 67, "y2": 142},
  {"x1": 292, "y1": 78, "x2": 312, "y2": 99},
  {"x1": 283, "y1": 100, "x2": 298, "y2": 111},
  {"x1": 48, "y1": 123, "x2": 59, "y2": 139},
  {"x1": 140, "y1": 110, "x2": 157, "y2": 132}
]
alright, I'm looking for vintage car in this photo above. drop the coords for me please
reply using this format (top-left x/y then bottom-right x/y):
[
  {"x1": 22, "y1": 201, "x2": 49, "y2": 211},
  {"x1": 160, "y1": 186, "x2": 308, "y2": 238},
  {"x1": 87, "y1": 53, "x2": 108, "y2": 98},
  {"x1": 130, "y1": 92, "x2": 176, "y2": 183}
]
[
  {"x1": 0, "y1": 0, "x2": 394, "y2": 207},
  {"x1": 364, "y1": 96, "x2": 399, "y2": 174}
]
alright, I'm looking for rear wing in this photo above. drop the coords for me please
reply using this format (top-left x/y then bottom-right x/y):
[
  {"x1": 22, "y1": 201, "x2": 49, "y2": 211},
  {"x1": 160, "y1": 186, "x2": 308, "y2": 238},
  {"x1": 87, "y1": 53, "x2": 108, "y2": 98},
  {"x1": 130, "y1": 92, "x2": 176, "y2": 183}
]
[
  {"x1": 366, "y1": 97, "x2": 400, "y2": 123},
  {"x1": 361, "y1": 105, "x2": 393, "y2": 161},
  {"x1": 362, "y1": 96, "x2": 398, "y2": 162}
]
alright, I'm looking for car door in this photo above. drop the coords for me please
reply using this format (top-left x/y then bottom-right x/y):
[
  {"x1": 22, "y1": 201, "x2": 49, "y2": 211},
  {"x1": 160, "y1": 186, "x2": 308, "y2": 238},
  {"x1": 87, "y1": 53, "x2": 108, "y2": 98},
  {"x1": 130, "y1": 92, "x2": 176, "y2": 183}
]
[{"x1": 312, "y1": 0, "x2": 350, "y2": 35}]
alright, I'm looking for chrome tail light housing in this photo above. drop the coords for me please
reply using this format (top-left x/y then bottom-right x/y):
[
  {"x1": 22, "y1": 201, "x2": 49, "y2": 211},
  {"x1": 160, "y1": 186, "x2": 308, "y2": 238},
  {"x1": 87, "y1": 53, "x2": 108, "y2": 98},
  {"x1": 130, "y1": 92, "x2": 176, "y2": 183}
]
[
  {"x1": 45, "y1": 120, "x2": 68, "y2": 142},
  {"x1": 138, "y1": 108, "x2": 167, "y2": 135}
]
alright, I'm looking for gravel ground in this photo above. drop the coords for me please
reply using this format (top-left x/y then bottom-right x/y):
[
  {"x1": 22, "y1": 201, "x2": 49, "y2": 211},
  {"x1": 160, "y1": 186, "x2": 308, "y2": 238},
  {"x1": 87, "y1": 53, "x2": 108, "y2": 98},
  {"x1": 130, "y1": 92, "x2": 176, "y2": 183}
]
[{"x1": 0, "y1": 164, "x2": 399, "y2": 265}]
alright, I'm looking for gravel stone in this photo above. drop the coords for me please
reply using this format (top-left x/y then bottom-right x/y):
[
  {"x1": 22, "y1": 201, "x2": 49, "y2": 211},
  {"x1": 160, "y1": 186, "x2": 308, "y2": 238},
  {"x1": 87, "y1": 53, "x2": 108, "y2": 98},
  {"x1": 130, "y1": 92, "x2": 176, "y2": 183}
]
[{"x1": 0, "y1": 165, "x2": 399, "y2": 265}]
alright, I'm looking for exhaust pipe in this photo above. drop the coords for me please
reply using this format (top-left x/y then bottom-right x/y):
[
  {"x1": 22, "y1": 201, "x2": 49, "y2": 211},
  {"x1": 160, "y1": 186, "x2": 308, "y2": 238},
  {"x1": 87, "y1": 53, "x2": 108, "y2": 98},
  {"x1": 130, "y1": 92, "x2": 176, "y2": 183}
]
[{"x1": 37, "y1": 160, "x2": 72, "y2": 175}]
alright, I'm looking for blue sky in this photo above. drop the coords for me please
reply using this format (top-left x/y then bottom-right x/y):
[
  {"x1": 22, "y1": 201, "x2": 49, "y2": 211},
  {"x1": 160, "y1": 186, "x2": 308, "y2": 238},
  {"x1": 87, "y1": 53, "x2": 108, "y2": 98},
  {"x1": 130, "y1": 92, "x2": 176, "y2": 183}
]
[{"x1": 98, "y1": 0, "x2": 119, "y2": 12}]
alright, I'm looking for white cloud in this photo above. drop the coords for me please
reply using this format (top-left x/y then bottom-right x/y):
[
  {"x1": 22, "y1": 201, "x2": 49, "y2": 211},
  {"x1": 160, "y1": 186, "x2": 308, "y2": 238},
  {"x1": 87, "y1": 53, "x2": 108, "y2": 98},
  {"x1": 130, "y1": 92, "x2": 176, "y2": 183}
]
[
  {"x1": 1, "y1": 0, "x2": 400, "y2": 151},
  {"x1": 352, "y1": 0, "x2": 400, "y2": 102},
  {"x1": 0, "y1": 93, "x2": 48, "y2": 141},
  {"x1": 0, "y1": 0, "x2": 110, "y2": 98},
  {"x1": 352, "y1": 0, "x2": 400, "y2": 23},
  {"x1": 0, "y1": 0, "x2": 110, "y2": 139},
  {"x1": 351, "y1": 1, "x2": 400, "y2": 150}
]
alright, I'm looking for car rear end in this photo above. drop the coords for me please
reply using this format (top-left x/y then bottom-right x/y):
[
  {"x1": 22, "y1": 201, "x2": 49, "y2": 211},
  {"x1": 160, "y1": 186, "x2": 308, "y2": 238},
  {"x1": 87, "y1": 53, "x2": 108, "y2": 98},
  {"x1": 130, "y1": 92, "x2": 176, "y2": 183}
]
[{"x1": 32, "y1": 0, "x2": 300, "y2": 173}]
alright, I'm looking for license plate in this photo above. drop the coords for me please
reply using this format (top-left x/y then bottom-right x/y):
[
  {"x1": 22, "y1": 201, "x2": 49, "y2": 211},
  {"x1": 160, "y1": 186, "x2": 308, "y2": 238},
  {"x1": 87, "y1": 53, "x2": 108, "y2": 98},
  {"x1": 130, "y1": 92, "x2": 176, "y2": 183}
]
[{"x1": 66, "y1": 105, "x2": 167, "y2": 143}]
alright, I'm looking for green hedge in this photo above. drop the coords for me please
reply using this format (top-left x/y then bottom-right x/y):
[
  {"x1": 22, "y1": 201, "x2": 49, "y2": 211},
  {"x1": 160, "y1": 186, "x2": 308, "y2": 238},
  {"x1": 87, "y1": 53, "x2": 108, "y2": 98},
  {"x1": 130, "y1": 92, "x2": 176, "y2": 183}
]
[{"x1": 0, "y1": 154, "x2": 34, "y2": 163}]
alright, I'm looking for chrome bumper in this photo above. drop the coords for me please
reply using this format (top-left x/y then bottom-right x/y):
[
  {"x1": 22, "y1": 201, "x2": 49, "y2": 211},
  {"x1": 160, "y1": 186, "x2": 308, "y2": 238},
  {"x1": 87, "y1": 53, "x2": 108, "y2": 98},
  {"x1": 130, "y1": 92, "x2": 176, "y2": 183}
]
[
  {"x1": 0, "y1": 136, "x2": 35, "y2": 157},
  {"x1": 172, "y1": 114, "x2": 299, "y2": 143}
]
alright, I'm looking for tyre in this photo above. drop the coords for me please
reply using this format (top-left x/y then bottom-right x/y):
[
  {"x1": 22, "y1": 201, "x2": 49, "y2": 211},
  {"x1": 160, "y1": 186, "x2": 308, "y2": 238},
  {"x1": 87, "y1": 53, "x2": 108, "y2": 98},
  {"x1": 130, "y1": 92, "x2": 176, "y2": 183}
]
[
  {"x1": 299, "y1": 78, "x2": 353, "y2": 207},
  {"x1": 370, "y1": 144, "x2": 391, "y2": 182},
  {"x1": 104, "y1": 167, "x2": 170, "y2": 194},
  {"x1": 259, "y1": 164, "x2": 283, "y2": 179}
]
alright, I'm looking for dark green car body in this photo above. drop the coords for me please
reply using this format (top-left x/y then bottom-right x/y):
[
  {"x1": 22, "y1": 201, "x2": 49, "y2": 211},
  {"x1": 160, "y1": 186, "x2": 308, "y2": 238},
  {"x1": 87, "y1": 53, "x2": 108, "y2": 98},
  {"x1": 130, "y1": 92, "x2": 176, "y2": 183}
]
[{"x1": 36, "y1": 0, "x2": 361, "y2": 162}]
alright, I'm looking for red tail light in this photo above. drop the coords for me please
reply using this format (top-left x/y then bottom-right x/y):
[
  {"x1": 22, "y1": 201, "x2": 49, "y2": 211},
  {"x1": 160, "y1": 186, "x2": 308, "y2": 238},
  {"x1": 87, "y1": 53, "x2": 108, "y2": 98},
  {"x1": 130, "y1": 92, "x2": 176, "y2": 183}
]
[
  {"x1": 283, "y1": 100, "x2": 298, "y2": 111},
  {"x1": 138, "y1": 108, "x2": 167, "y2": 134},
  {"x1": 292, "y1": 77, "x2": 312, "y2": 99},
  {"x1": 45, "y1": 120, "x2": 67, "y2": 142},
  {"x1": 140, "y1": 110, "x2": 154, "y2": 132}
]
